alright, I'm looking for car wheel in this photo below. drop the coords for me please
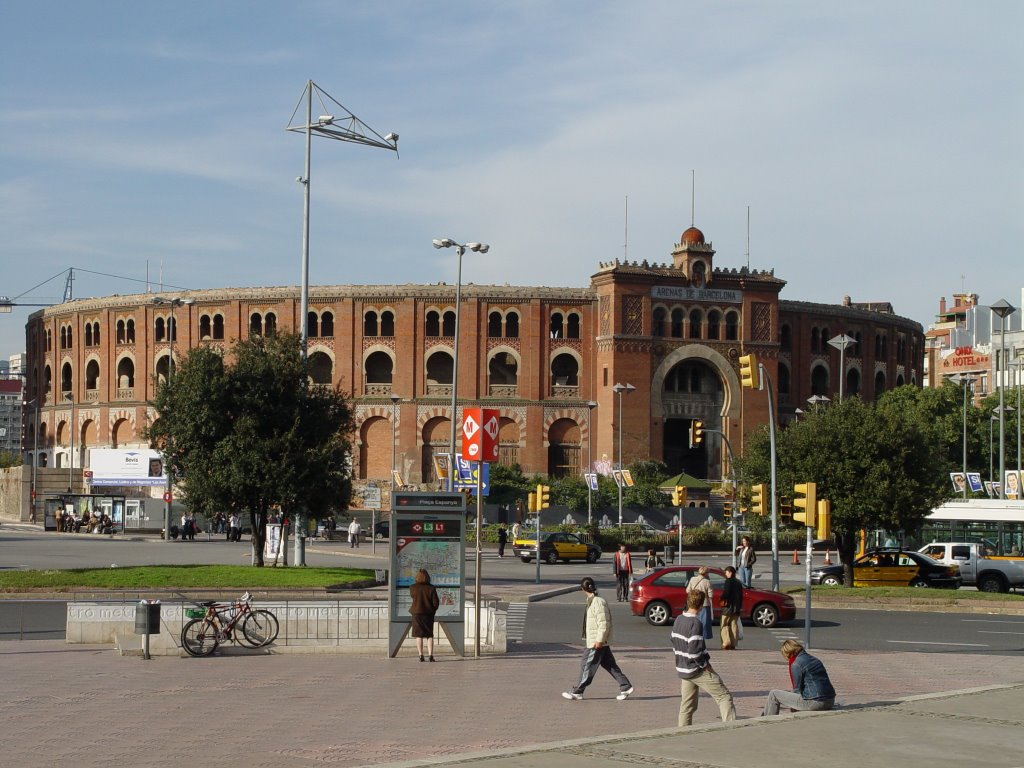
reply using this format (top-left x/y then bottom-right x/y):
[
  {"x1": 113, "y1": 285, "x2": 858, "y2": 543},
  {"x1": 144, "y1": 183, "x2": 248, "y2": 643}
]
[
  {"x1": 751, "y1": 602, "x2": 779, "y2": 628},
  {"x1": 977, "y1": 574, "x2": 1007, "y2": 593},
  {"x1": 546, "y1": 550, "x2": 559, "y2": 565},
  {"x1": 586, "y1": 550, "x2": 598, "y2": 564},
  {"x1": 520, "y1": 556, "x2": 532, "y2": 563},
  {"x1": 909, "y1": 578, "x2": 930, "y2": 588},
  {"x1": 645, "y1": 601, "x2": 672, "y2": 626},
  {"x1": 821, "y1": 575, "x2": 843, "y2": 587}
]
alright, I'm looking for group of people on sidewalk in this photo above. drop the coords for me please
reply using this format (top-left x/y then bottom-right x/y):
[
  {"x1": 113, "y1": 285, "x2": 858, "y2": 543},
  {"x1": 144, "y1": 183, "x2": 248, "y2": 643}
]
[{"x1": 562, "y1": 554, "x2": 835, "y2": 727}]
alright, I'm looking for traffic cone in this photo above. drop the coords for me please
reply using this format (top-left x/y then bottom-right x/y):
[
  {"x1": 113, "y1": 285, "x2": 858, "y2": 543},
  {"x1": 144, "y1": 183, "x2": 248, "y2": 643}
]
[
  {"x1": 824, "y1": 549, "x2": 832, "y2": 565},
  {"x1": 791, "y1": 549, "x2": 800, "y2": 565}
]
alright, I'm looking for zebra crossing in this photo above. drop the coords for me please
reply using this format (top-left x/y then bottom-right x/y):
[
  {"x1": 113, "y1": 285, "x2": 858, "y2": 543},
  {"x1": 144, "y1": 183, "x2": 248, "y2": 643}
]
[{"x1": 506, "y1": 602, "x2": 529, "y2": 642}]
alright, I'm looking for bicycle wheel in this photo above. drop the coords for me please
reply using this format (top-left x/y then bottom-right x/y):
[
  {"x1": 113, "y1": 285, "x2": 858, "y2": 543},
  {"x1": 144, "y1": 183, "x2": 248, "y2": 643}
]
[
  {"x1": 240, "y1": 609, "x2": 279, "y2": 648},
  {"x1": 181, "y1": 618, "x2": 219, "y2": 657}
]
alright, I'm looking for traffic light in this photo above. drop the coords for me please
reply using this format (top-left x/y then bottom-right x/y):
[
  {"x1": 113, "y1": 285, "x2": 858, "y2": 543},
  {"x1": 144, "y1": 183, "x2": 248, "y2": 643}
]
[
  {"x1": 722, "y1": 500, "x2": 734, "y2": 521},
  {"x1": 750, "y1": 483, "x2": 768, "y2": 516},
  {"x1": 738, "y1": 353, "x2": 758, "y2": 389},
  {"x1": 691, "y1": 420, "x2": 704, "y2": 446},
  {"x1": 537, "y1": 484, "x2": 551, "y2": 510},
  {"x1": 671, "y1": 485, "x2": 687, "y2": 507},
  {"x1": 527, "y1": 492, "x2": 537, "y2": 513},
  {"x1": 816, "y1": 499, "x2": 832, "y2": 540},
  {"x1": 793, "y1": 482, "x2": 818, "y2": 528}
]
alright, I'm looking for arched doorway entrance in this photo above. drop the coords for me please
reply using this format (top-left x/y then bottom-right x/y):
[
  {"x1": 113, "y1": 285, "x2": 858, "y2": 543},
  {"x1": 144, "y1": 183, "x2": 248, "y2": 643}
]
[{"x1": 660, "y1": 359, "x2": 726, "y2": 479}]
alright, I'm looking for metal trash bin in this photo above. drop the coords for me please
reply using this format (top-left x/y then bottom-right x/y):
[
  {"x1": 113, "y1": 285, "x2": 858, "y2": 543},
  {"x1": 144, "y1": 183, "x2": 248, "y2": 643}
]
[
  {"x1": 134, "y1": 601, "x2": 161, "y2": 635},
  {"x1": 663, "y1": 546, "x2": 676, "y2": 564}
]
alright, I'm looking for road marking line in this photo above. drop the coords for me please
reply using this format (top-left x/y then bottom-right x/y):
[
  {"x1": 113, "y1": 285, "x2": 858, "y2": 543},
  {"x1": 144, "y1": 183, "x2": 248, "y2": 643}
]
[
  {"x1": 962, "y1": 619, "x2": 1024, "y2": 624},
  {"x1": 977, "y1": 631, "x2": 1024, "y2": 635},
  {"x1": 887, "y1": 640, "x2": 989, "y2": 647}
]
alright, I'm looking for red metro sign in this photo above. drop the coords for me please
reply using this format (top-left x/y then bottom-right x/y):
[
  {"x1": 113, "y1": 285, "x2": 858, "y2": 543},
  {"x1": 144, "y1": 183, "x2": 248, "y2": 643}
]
[{"x1": 461, "y1": 407, "x2": 499, "y2": 463}]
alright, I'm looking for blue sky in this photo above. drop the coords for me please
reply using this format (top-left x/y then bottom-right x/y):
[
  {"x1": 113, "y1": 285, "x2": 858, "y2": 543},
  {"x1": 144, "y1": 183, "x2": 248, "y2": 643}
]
[{"x1": 2, "y1": 1, "x2": 1021, "y2": 358}]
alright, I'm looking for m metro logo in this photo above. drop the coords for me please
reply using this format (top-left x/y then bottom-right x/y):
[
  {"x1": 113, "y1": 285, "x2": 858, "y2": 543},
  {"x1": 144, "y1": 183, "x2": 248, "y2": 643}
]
[{"x1": 461, "y1": 407, "x2": 499, "y2": 462}]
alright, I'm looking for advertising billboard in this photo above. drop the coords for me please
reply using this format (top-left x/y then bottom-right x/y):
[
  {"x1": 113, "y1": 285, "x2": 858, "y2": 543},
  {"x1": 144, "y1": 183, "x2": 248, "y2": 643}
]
[{"x1": 88, "y1": 449, "x2": 167, "y2": 487}]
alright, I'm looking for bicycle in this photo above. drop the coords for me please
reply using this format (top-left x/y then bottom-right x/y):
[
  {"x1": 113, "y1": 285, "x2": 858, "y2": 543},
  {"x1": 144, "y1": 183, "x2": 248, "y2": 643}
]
[{"x1": 179, "y1": 592, "x2": 280, "y2": 657}]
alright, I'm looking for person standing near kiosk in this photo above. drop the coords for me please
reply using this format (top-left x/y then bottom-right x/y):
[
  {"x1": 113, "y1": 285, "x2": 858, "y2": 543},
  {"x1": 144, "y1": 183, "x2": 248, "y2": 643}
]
[{"x1": 409, "y1": 569, "x2": 440, "y2": 662}]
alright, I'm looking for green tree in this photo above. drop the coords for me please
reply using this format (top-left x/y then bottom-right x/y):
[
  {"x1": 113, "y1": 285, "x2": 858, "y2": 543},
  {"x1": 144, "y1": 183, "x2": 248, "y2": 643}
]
[
  {"x1": 738, "y1": 395, "x2": 948, "y2": 582},
  {"x1": 147, "y1": 334, "x2": 354, "y2": 566},
  {"x1": 0, "y1": 450, "x2": 21, "y2": 469}
]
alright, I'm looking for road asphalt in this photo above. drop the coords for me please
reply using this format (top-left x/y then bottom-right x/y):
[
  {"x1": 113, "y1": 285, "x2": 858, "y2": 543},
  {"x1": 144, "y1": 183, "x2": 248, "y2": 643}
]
[{"x1": 2, "y1": 523, "x2": 1023, "y2": 766}]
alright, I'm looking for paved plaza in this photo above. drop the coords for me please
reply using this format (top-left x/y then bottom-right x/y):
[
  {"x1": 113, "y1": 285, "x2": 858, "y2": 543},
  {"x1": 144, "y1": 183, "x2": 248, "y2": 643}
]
[{"x1": 2, "y1": 637, "x2": 1023, "y2": 767}]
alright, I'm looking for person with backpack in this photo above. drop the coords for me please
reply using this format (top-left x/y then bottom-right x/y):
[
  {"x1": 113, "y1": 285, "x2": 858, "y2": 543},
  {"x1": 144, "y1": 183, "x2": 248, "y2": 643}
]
[{"x1": 736, "y1": 536, "x2": 756, "y2": 588}]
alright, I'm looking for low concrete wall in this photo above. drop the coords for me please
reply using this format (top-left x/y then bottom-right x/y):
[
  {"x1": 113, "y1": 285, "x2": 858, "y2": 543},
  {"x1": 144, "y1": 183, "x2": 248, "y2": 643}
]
[{"x1": 67, "y1": 599, "x2": 507, "y2": 656}]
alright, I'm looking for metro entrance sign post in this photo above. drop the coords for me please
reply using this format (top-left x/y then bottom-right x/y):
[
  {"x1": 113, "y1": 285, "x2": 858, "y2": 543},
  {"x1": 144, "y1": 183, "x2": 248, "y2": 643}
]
[{"x1": 461, "y1": 407, "x2": 498, "y2": 657}]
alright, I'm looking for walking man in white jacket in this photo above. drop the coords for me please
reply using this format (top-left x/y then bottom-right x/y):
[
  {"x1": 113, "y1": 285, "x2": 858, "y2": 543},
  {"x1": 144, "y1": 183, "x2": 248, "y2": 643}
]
[{"x1": 562, "y1": 577, "x2": 634, "y2": 701}]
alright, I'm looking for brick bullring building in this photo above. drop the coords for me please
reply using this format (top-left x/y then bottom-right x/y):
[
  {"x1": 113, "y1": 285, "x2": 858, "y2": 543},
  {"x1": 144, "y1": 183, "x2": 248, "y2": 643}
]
[{"x1": 22, "y1": 223, "x2": 923, "y2": 505}]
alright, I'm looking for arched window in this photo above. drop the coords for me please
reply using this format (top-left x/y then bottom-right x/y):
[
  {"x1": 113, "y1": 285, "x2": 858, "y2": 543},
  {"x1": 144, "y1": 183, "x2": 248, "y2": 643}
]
[
  {"x1": 264, "y1": 312, "x2": 276, "y2": 336},
  {"x1": 488, "y1": 311, "x2": 503, "y2": 338},
  {"x1": 117, "y1": 358, "x2": 135, "y2": 389},
  {"x1": 307, "y1": 312, "x2": 319, "y2": 339},
  {"x1": 875, "y1": 333, "x2": 883, "y2": 358},
  {"x1": 707, "y1": 310, "x2": 721, "y2": 341},
  {"x1": 854, "y1": 332, "x2": 862, "y2": 356},
  {"x1": 652, "y1": 308, "x2": 667, "y2": 337},
  {"x1": 126, "y1": 319, "x2": 136, "y2": 343},
  {"x1": 365, "y1": 351, "x2": 394, "y2": 384},
  {"x1": 155, "y1": 354, "x2": 171, "y2": 385},
  {"x1": 60, "y1": 327, "x2": 67, "y2": 349},
  {"x1": 44, "y1": 365, "x2": 52, "y2": 394},
  {"x1": 380, "y1": 310, "x2": 395, "y2": 337},
  {"x1": 168, "y1": 316, "x2": 177, "y2": 343},
  {"x1": 671, "y1": 308, "x2": 684, "y2": 338},
  {"x1": 85, "y1": 360, "x2": 100, "y2": 390},
  {"x1": 426, "y1": 351, "x2": 454, "y2": 385},
  {"x1": 724, "y1": 311, "x2": 739, "y2": 341},
  {"x1": 442, "y1": 311, "x2": 456, "y2": 336},
  {"x1": 488, "y1": 351, "x2": 518, "y2": 387},
  {"x1": 551, "y1": 353, "x2": 579, "y2": 387},
  {"x1": 566, "y1": 312, "x2": 580, "y2": 339},
  {"x1": 505, "y1": 311, "x2": 519, "y2": 338},
  {"x1": 92, "y1": 322, "x2": 100, "y2": 346},
  {"x1": 320, "y1": 311, "x2": 333, "y2": 338},
  {"x1": 364, "y1": 311, "x2": 379, "y2": 337},
  {"x1": 547, "y1": 418, "x2": 581, "y2": 478},
  {"x1": 425, "y1": 311, "x2": 440, "y2": 337},
  {"x1": 875, "y1": 371, "x2": 886, "y2": 398},
  {"x1": 117, "y1": 320, "x2": 126, "y2": 344},
  {"x1": 250, "y1": 313, "x2": 263, "y2": 337},
  {"x1": 549, "y1": 313, "x2": 564, "y2": 339},
  {"x1": 780, "y1": 324, "x2": 792, "y2": 352},
  {"x1": 778, "y1": 362, "x2": 791, "y2": 395},
  {"x1": 689, "y1": 309, "x2": 702, "y2": 339},
  {"x1": 811, "y1": 327, "x2": 820, "y2": 353},
  {"x1": 846, "y1": 368, "x2": 861, "y2": 397},
  {"x1": 200, "y1": 315, "x2": 213, "y2": 340},
  {"x1": 46, "y1": 329, "x2": 52, "y2": 351},
  {"x1": 84, "y1": 324, "x2": 93, "y2": 347},
  {"x1": 811, "y1": 365, "x2": 829, "y2": 396},
  {"x1": 308, "y1": 352, "x2": 332, "y2": 385},
  {"x1": 61, "y1": 362, "x2": 73, "y2": 393},
  {"x1": 155, "y1": 317, "x2": 166, "y2": 343}
]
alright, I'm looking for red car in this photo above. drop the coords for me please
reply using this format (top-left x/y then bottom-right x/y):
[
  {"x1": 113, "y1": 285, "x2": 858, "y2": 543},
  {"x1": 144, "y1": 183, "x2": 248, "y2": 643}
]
[{"x1": 629, "y1": 565, "x2": 796, "y2": 628}]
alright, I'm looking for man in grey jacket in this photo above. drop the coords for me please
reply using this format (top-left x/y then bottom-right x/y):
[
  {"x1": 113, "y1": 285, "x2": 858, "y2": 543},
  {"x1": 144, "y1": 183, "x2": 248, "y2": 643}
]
[{"x1": 562, "y1": 577, "x2": 634, "y2": 701}]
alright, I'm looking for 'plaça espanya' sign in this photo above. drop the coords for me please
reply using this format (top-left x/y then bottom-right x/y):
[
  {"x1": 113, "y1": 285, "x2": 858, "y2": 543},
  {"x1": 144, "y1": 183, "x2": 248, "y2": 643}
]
[{"x1": 940, "y1": 346, "x2": 991, "y2": 371}]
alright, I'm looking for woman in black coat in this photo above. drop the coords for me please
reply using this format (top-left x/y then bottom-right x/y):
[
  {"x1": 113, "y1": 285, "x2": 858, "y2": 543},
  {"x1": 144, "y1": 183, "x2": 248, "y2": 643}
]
[{"x1": 409, "y1": 568, "x2": 441, "y2": 662}]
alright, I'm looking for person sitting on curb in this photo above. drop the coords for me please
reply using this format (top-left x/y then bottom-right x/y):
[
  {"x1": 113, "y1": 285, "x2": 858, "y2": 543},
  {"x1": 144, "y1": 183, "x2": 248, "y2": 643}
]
[{"x1": 762, "y1": 639, "x2": 836, "y2": 716}]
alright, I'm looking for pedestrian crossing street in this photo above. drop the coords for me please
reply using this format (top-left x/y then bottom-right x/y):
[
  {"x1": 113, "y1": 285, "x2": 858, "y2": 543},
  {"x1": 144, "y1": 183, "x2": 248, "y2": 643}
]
[{"x1": 506, "y1": 602, "x2": 528, "y2": 642}]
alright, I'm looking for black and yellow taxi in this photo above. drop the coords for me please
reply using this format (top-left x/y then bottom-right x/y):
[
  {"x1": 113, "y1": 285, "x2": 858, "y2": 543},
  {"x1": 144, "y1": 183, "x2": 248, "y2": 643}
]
[
  {"x1": 512, "y1": 531, "x2": 602, "y2": 564},
  {"x1": 811, "y1": 548, "x2": 960, "y2": 588}
]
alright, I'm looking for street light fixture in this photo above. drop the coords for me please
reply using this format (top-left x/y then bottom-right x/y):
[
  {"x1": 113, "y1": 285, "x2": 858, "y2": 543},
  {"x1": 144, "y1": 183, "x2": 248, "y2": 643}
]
[
  {"x1": 950, "y1": 373, "x2": 978, "y2": 499},
  {"x1": 807, "y1": 394, "x2": 830, "y2": 410},
  {"x1": 586, "y1": 400, "x2": 597, "y2": 526},
  {"x1": 991, "y1": 299, "x2": 1016, "y2": 498},
  {"x1": 64, "y1": 392, "x2": 74, "y2": 492},
  {"x1": 152, "y1": 296, "x2": 194, "y2": 542},
  {"x1": 286, "y1": 80, "x2": 399, "y2": 361},
  {"x1": 611, "y1": 382, "x2": 635, "y2": 527},
  {"x1": 828, "y1": 334, "x2": 856, "y2": 401},
  {"x1": 432, "y1": 238, "x2": 490, "y2": 489}
]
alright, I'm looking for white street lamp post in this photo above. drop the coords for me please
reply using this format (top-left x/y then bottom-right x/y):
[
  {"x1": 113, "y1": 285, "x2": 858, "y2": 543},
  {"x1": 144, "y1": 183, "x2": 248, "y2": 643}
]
[
  {"x1": 612, "y1": 382, "x2": 635, "y2": 527},
  {"x1": 828, "y1": 333, "x2": 856, "y2": 401},
  {"x1": 991, "y1": 299, "x2": 1016, "y2": 499},
  {"x1": 432, "y1": 239, "x2": 490, "y2": 490},
  {"x1": 65, "y1": 392, "x2": 74, "y2": 492},
  {"x1": 587, "y1": 400, "x2": 597, "y2": 526},
  {"x1": 153, "y1": 297, "x2": 193, "y2": 542},
  {"x1": 950, "y1": 373, "x2": 977, "y2": 500}
]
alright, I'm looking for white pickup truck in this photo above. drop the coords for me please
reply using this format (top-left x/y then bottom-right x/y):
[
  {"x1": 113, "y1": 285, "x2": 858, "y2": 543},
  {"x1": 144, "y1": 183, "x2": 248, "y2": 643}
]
[{"x1": 918, "y1": 542, "x2": 1024, "y2": 593}]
